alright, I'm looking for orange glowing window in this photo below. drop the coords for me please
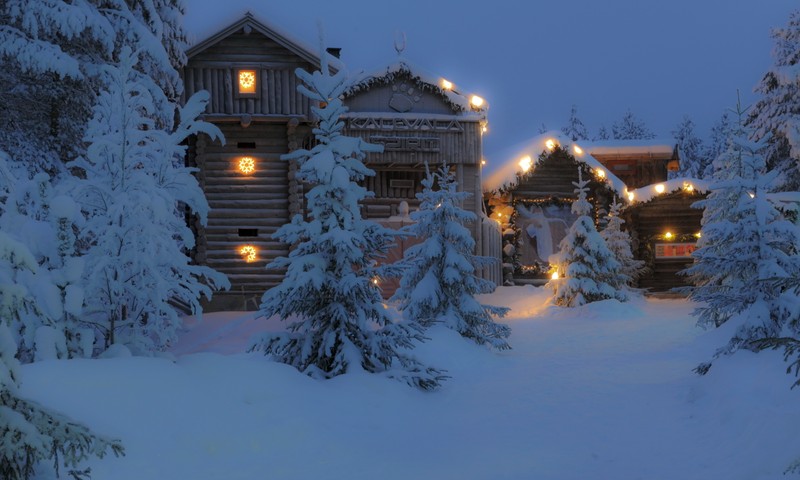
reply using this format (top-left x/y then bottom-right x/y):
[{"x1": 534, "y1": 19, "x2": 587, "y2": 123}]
[
  {"x1": 238, "y1": 157, "x2": 255, "y2": 175},
  {"x1": 238, "y1": 70, "x2": 257, "y2": 94},
  {"x1": 240, "y1": 245, "x2": 257, "y2": 263}
]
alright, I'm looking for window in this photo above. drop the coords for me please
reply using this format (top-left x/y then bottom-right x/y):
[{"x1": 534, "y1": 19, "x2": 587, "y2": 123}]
[{"x1": 237, "y1": 69, "x2": 257, "y2": 95}]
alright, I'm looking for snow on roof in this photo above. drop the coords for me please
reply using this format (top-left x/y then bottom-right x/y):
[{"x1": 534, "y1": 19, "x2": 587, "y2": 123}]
[
  {"x1": 582, "y1": 139, "x2": 676, "y2": 159},
  {"x1": 344, "y1": 59, "x2": 487, "y2": 119},
  {"x1": 186, "y1": 12, "x2": 323, "y2": 69},
  {"x1": 482, "y1": 132, "x2": 628, "y2": 198},
  {"x1": 627, "y1": 177, "x2": 710, "y2": 205}
]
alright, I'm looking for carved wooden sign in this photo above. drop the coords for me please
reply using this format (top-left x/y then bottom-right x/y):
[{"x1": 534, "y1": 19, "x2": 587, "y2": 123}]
[
  {"x1": 369, "y1": 135, "x2": 440, "y2": 152},
  {"x1": 347, "y1": 117, "x2": 464, "y2": 132}
]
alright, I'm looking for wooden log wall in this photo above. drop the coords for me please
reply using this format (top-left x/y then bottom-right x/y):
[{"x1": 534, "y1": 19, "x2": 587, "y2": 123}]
[
  {"x1": 194, "y1": 122, "x2": 291, "y2": 295},
  {"x1": 511, "y1": 148, "x2": 610, "y2": 199},
  {"x1": 184, "y1": 29, "x2": 316, "y2": 118},
  {"x1": 622, "y1": 191, "x2": 705, "y2": 292}
]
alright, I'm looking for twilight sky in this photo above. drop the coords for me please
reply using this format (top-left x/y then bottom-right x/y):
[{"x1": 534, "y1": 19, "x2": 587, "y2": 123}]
[{"x1": 185, "y1": 0, "x2": 796, "y2": 168}]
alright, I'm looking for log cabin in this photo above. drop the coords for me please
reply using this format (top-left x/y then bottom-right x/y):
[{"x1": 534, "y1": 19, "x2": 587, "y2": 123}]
[
  {"x1": 183, "y1": 14, "x2": 501, "y2": 310},
  {"x1": 484, "y1": 133, "x2": 705, "y2": 292}
]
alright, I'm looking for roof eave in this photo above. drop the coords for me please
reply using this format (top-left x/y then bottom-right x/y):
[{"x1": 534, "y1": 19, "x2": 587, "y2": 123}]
[{"x1": 186, "y1": 13, "x2": 322, "y2": 68}]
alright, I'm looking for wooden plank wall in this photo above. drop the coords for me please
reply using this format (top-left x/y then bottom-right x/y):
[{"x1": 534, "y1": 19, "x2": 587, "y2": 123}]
[
  {"x1": 184, "y1": 30, "x2": 316, "y2": 117},
  {"x1": 343, "y1": 122, "x2": 483, "y2": 167},
  {"x1": 195, "y1": 123, "x2": 291, "y2": 296},
  {"x1": 623, "y1": 191, "x2": 705, "y2": 292}
]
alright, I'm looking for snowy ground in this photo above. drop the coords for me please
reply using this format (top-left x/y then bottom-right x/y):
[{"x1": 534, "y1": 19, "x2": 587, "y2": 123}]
[{"x1": 21, "y1": 286, "x2": 800, "y2": 479}]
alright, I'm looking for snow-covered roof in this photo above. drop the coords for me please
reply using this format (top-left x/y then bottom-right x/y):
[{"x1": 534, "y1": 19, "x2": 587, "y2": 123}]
[
  {"x1": 582, "y1": 139, "x2": 677, "y2": 160},
  {"x1": 186, "y1": 12, "x2": 322, "y2": 68},
  {"x1": 482, "y1": 132, "x2": 628, "y2": 197},
  {"x1": 344, "y1": 59, "x2": 487, "y2": 119},
  {"x1": 626, "y1": 177, "x2": 710, "y2": 205}
]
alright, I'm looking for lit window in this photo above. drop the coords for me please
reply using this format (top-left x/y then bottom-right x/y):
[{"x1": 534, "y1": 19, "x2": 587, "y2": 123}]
[{"x1": 238, "y1": 70, "x2": 257, "y2": 94}]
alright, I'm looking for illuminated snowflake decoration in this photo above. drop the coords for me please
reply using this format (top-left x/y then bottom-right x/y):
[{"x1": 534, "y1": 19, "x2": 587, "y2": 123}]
[
  {"x1": 240, "y1": 245, "x2": 257, "y2": 263},
  {"x1": 238, "y1": 70, "x2": 256, "y2": 92},
  {"x1": 238, "y1": 156, "x2": 255, "y2": 175}
]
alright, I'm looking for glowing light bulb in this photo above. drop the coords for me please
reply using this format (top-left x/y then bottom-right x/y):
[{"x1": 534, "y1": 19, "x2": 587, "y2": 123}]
[
  {"x1": 695, "y1": 232, "x2": 702, "y2": 238},
  {"x1": 748, "y1": 192, "x2": 755, "y2": 198},
  {"x1": 518, "y1": 155, "x2": 533, "y2": 172},
  {"x1": 481, "y1": 159, "x2": 487, "y2": 166},
  {"x1": 470, "y1": 95, "x2": 485, "y2": 108},
  {"x1": 441, "y1": 79, "x2": 453, "y2": 90},
  {"x1": 551, "y1": 271, "x2": 559, "y2": 280},
  {"x1": 664, "y1": 231, "x2": 673, "y2": 240},
  {"x1": 573, "y1": 145, "x2": 583, "y2": 155},
  {"x1": 545, "y1": 139, "x2": 557, "y2": 151},
  {"x1": 627, "y1": 191, "x2": 635, "y2": 202},
  {"x1": 595, "y1": 169, "x2": 606, "y2": 179},
  {"x1": 683, "y1": 182, "x2": 694, "y2": 192},
  {"x1": 372, "y1": 277, "x2": 379, "y2": 285},
  {"x1": 655, "y1": 184, "x2": 666, "y2": 194}
]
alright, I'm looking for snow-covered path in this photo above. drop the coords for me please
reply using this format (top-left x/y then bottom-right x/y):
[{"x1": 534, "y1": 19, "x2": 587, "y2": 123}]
[{"x1": 21, "y1": 287, "x2": 800, "y2": 479}]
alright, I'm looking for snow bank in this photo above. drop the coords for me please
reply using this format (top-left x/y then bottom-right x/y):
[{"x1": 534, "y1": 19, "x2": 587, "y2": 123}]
[{"x1": 19, "y1": 287, "x2": 800, "y2": 479}]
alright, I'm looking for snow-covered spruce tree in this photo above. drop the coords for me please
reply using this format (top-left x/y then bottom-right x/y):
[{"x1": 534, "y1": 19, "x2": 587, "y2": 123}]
[
  {"x1": 561, "y1": 104, "x2": 589, "y2": 142},
  {"x1": 391, "y1": 163, "x2": 510, "y2": 350},
  {"x1": 66, "y1": 48, "x2": 229, "y2": 354},
  {"x1": 0, "y1": 0, "x2": 191, "y2": 171},
  {"x1": 612, "y1": 109, "x2": 656, "y2": 140},
  {"x1": 681, "y1": 101, "x2": 800, "y2": 363},
  {"x1": 0, "y1": 157, "x2": 90, "y2": 361},
  {"x1": 703, "y1": 111, "x2": 732, "y2": 178},
  {"x1": 549, "y1": 169, "x2": 627, "y2": 307},
  {"x1": 0, "y1": 232, "x2": 123, "y2": 480},
  {"x1": 600, "y1": 197, "x2": 645, "y2": 288},
  {"x1": 671, "y1": 116, "x2": 707, "y2": 179},
  {"x1": 593, "y1": 125, "x2": 610, "y2": 141},
  {"x1": 251, "y1": 47, "x2": 443, "y2": 390},
  {"x1": 749, "y1": 9, "x2": 800, "y2": 191}
]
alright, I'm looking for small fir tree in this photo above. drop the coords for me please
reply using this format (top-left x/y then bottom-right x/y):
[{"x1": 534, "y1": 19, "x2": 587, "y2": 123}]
[
  {"x1": 0, "y1": 232, "x2": 123, "y2": 480},
  {"x1": 681, "y1": 100, "x2": 800, "y2": 363},
  {"x1": 612, "y1": 109, "x2": 656, "y2": 140},
  {"x1": 600, "y1": 197, "x2": 645, "y2": 288},
  {"x1": 251, "y1": 44, "x2": 443, "y2": 390},
  {"x1": 549, "y1": 169, "x2": 627, "y2": 307},
  {"x1": 703, "y1": 111, "x2": 732, "y2": 178},
  {"x1": 391, "y1": 163, "x2": 511, "y2": 350},
  {"x1": 594, "y1": 125, "x2": 610, "y2": 141},
  {"x1": 66, "y1": 48, "x2": 229, "y2": 354},
  {"x1": 0, "y1": 158, "x2": 90, "y2": 361},
  {"x1": 671, "y1": 116, "x2": 707, "y2": 179},
  {"x1": 561, "y1": 104, "x2": 589, "y2": 142}
]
